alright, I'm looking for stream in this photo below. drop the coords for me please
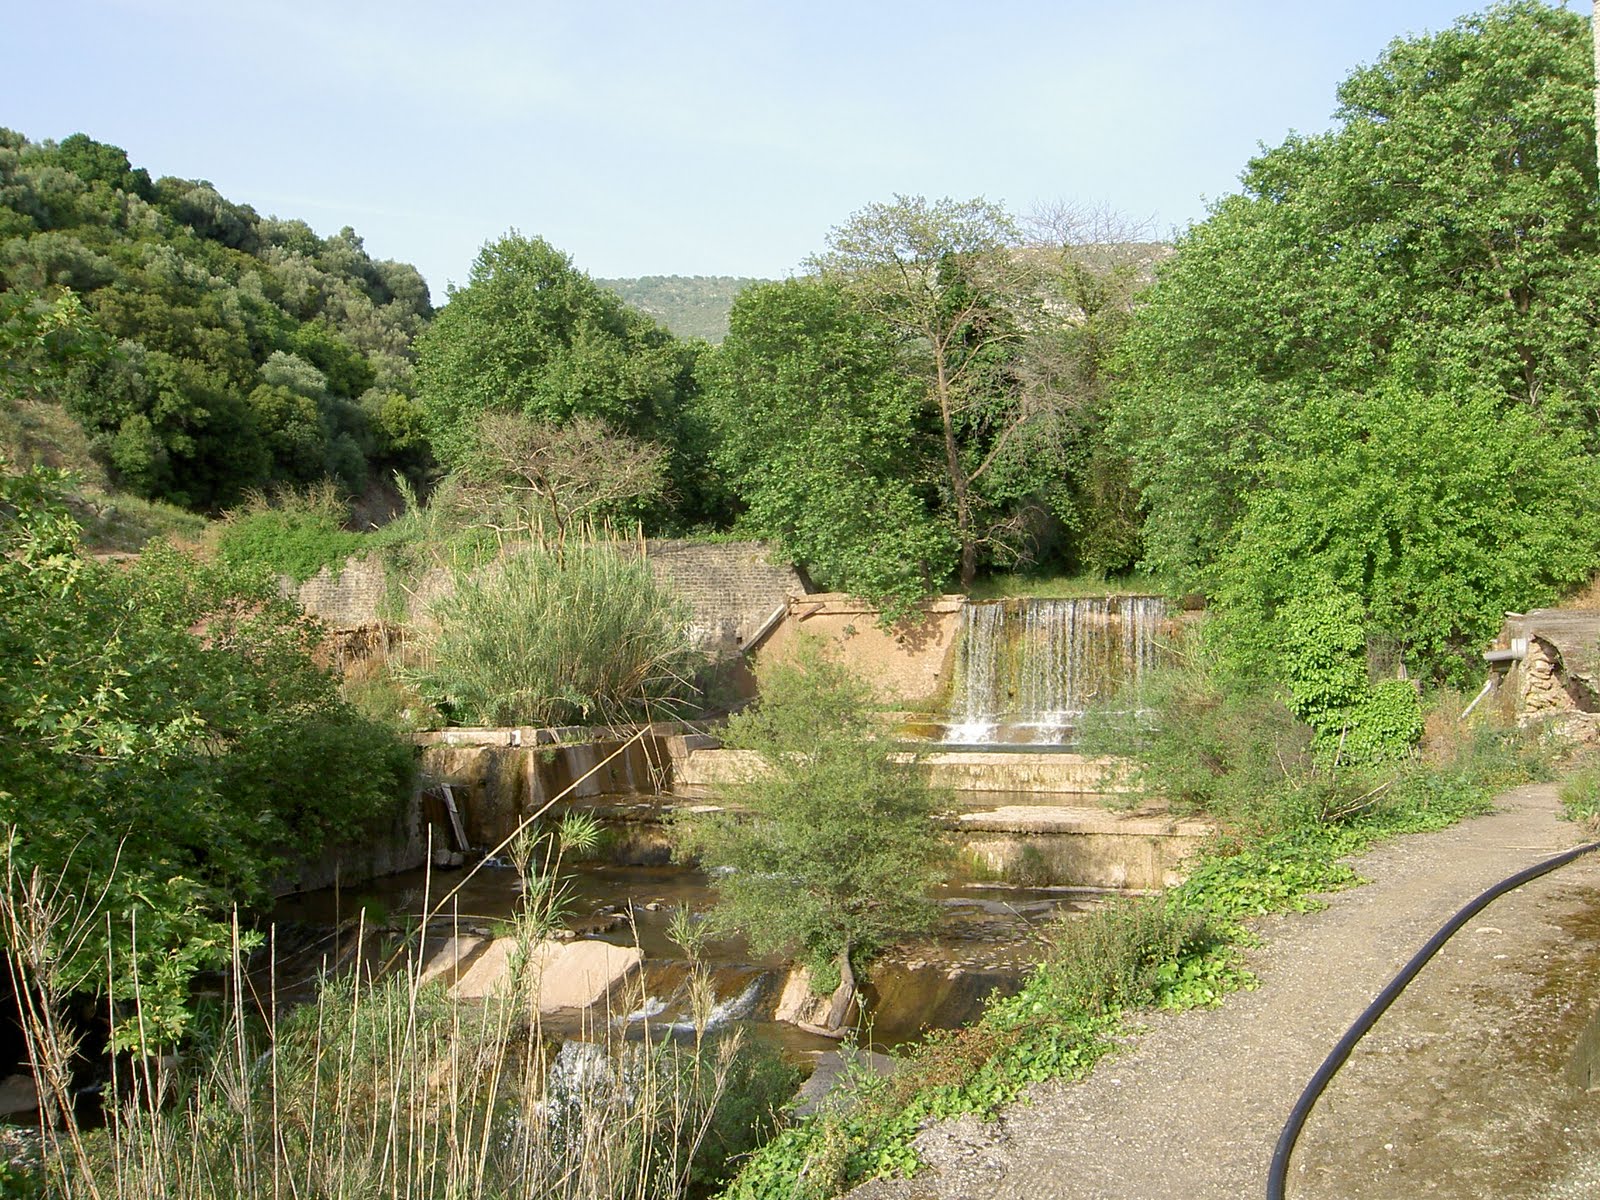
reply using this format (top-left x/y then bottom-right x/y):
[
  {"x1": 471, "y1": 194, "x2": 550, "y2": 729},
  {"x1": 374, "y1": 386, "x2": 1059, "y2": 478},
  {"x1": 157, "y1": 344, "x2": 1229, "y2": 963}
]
[{"x1": 270, "y1": 796, "x2": 1118, "y2": 1056}]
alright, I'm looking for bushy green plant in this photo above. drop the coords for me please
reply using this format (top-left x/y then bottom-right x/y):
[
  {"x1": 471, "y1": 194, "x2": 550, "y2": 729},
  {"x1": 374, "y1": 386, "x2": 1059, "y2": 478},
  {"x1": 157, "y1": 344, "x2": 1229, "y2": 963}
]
[
  {"x1": 1339, "y1": 680, "x2": 1425, "y2": 766},
  {"x1": 213, "y1": 484, "x2": 368, "y2": 582},
  {"x1": 0, "y1": 467, "x2": 413, "y2": 1042},
  {"x1": 1279, "y1": 591, "x2": 1369, "y2": 731},
  {"x1": 677, "y1": 642, "x2": 948, "y2": 1034},
  {"x1": 1559, "y1": 768, "x2": 1600, "y2": 824},
  {"x1": 1080, "y1": 646, "x2": 1312, "y2": 833},
  {"x1": 411, "y1": 542, "x2": 703, "y2": 727},
  {"x1": 1041, "y1": 898, "x2": 1222, "y2": 1014}
]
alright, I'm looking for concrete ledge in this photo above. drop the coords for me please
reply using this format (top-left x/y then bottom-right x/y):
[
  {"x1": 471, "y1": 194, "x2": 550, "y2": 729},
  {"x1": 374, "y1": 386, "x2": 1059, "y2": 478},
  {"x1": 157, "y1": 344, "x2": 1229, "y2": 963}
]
[
  {"x1": 952, "y1": 805, "x2": 1212, "y2": 838},
  {"x1": 674, "y1": 747, "x2": 1136, "y2": 796}
]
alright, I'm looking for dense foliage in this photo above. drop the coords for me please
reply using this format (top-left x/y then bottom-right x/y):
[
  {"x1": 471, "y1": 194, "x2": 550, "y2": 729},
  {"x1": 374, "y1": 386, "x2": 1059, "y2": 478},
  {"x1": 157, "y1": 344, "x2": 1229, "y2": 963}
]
[
  {"x1": 0, "y1": 468, "x2": 413, "y2": 1040},
  {"x1": 415, "y1": 234, "x2": 720, "y2": 527},
  {"x1": 678, "y1": 645, "x2": 947, "y2": 1029},
  {"x1": 698, "y1": 279, "x2": 955, "y2": 614},
  {"x1": 697, "y1": 205, "x2": 1147, "y2": 609},
  {"x1": 1113, "y1": 0, "x2": 1600, "y2": 676},
  {"x1": 0, "y1": 129, "x2": 432, "y2": 509}
]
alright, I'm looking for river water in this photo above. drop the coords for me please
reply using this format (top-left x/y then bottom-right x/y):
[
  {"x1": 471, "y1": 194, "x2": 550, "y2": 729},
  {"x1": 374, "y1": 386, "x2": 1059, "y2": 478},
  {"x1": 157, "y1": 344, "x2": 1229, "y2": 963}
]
[{"x1": 271, "y1": 834, "x2": 1112, "y2": 1054}]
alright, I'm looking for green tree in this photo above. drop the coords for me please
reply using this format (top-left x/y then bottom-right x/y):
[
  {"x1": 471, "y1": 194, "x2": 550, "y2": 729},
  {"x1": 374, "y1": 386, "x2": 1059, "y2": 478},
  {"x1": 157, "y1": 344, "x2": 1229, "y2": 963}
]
[
  {"x1": 697, "y1": 278, "x2": 956, "y2": 613},
  {"x1": 1212, "y1": 373, "x2": 1600, "y2": 681},
  {"x1": 0, "y1": 467, "x2": 412, "y2": 1041},
  {"x1": 0, "y1": 127, "x2": 434, "y2": 510},
  {"x1": 677, "y1": 646, "x2": 947, "y2": 1036},
  {"x1": 811, "y1": 196, "x2": 1053, "y2": 588},
  {"x1": 415, "y1": 232, "x2": 695, "y2": 472},
  {"x1": 1114, "y1": 0, "x2": 1600, "y2": 584}
]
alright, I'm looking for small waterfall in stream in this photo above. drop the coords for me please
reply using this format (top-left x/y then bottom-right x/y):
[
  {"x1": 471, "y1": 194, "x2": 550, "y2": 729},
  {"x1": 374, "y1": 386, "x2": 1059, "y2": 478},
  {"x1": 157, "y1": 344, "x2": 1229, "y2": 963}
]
[{"x1": 945, "y1": 596, "x2": 1167, "y2": 745}]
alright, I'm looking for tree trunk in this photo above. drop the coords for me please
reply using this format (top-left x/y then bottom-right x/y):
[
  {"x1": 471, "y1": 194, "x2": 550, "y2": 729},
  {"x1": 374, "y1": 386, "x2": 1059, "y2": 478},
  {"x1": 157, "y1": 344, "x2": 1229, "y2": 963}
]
[
  {"x1": 1593, "y1": 2, "x2": 1599, "y2": 181},
  {"x1": 797, "y1": 946, "x2": 857, "y2": 1039},
  {"x1": 934, "y1": 352, "x2": 978, "y2": 589}
]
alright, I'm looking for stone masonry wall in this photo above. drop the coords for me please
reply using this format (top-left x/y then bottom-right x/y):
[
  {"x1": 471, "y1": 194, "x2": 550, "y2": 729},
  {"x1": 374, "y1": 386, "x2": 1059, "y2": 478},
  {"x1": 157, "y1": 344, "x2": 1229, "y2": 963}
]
[{"x1": 283, "y1": 540, "x2": 805, "y2": 658}]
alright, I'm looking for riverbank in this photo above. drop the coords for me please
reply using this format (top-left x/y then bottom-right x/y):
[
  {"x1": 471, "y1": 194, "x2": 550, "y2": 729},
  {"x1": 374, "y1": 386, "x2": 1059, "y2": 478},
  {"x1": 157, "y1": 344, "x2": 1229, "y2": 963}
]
[{"x1": 846, "y1": 782, "x2": 1600, "y2": 1199}]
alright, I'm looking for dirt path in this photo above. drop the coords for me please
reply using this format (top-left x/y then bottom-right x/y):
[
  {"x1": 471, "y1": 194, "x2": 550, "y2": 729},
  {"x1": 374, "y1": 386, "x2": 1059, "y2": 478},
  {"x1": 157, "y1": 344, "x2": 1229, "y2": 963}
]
[{"x1": 848, "y1": 783, "x2": 1600, "y2": 1200}]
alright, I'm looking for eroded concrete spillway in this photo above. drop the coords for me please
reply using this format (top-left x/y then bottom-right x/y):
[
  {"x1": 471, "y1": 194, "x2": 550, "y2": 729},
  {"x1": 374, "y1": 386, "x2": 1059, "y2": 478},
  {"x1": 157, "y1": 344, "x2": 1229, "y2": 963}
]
[{"x1": 410, "y1": 725, "x2": 1210, "y2": 894}]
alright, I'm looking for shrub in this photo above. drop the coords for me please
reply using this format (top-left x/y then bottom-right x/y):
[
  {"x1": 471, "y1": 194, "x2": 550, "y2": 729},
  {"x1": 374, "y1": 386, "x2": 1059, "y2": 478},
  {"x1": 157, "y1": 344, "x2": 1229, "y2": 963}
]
[
  {"x1": 1560, "y1": 768, "x2": 1600, "y2": 825},
  {"x1": 675, "y1": 643, "x2": 948, "y2": 1034},
  {"x1": 213, "y1": 483, "x2": 366, "y2": 582},
  {"x1": 1043, "y1": 898, "x2": 1220, "y2": 1014},
  {"x1": 411, "y1": 542, "x2": 703, "y2": 726}
]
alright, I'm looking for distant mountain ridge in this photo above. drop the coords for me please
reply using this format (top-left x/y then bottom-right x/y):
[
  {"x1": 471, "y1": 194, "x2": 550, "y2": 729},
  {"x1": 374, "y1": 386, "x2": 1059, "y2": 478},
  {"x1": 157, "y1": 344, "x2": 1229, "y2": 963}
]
[{"x1": 597, "y1": 275, "x2": 772, "y2": 343}]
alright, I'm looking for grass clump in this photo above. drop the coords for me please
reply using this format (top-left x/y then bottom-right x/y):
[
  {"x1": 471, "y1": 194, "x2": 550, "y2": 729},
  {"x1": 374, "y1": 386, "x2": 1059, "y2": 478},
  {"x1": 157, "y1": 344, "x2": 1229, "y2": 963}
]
[
  {"x1": 1559, "y1": 764, "x2": 1600, "y2": 825},
  {"x1": 410, "y1": 541, "x2": 704, "y2": 727},
  {"x1": 212, "y1": 482, "x2": 370, "y2": 582},
  {"x1": 4, "y1": 811, "x2": 792, "y2": 1200}
]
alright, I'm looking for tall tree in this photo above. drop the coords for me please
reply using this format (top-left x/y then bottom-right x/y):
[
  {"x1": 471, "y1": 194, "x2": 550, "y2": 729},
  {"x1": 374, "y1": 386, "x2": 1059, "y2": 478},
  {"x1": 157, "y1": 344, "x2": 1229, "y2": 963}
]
[
  {"x1": 1114, "y1": 0, "x2": 1600, "y2": 677},
  {"x1": 453, "y1": 411, "x2": 667, "y2": 552},
  {"x1": 1115, "y1": 0, "x2": 1600, "y2": 584},
  {"x1": 810, "y1": 196, "x2": 1045, "y2": 587},
  {"x1": 697, "y1": 277, "x2": 955, "y2": 614},
  {"x1": 676, "y1": 644, "x2": 947, "y2": 1036},
  {"x1": 415, "y1": 233, "x2": 695, "y2": 473}
]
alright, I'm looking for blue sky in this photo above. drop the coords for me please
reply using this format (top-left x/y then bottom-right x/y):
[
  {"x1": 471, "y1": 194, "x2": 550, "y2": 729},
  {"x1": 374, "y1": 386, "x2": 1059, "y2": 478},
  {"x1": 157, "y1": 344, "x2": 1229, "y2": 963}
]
[{"x1": 6, "y1": 0, "x2": 1538, "y2": 302}]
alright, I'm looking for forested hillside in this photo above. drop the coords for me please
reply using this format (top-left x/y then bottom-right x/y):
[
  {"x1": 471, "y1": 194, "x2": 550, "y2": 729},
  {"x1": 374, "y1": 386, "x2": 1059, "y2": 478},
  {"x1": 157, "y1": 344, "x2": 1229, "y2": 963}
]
[
  {"x1": 0, "y1": 130, "x2": 432, "y2": 510},
  {"x1": 596, "y1": 274, "x2": 767, "y2": 342}
]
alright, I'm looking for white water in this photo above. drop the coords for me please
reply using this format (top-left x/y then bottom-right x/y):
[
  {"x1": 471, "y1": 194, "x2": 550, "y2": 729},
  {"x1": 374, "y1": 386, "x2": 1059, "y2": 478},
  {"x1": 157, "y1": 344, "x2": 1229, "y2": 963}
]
[
  {"x1": 622, "y1": 977, "x2": 763, "y2": 1035},
  {"x1": 946, "y1": 597, "x2": 1166, "y2": 745}
]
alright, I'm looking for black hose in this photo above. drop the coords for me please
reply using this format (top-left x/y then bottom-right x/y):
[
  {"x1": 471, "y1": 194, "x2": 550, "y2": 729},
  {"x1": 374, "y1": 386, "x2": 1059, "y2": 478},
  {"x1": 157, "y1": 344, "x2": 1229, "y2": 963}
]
[{"x1": 1266, "y1": 836, "x2": 1600, "y2": 1200}]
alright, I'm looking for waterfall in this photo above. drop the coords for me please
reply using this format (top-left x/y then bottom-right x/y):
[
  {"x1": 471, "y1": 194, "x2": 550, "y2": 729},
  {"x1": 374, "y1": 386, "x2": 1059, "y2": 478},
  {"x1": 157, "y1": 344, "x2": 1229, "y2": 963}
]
[{"x1": 945, "y1": 596, "x2": 1166, "y2": 745}]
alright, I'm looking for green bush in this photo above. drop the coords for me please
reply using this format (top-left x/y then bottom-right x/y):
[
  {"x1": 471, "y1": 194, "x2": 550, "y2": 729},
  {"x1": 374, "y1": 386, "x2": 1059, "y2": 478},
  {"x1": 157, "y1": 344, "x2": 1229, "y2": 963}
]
[
  {"x1": 1560, "y1": 768, "x2": 1600, "y2": 824},
  {"x1": 1338, "y1": 680, "x2": 1424, "y2": 766},
  {"x1": 214, "y1": 485, "x2": 368, "y2": 582},
  {"x1": 411, "y1": 542, "x2": 703, "y2": 726},
  {"x1": 1080, "y1": 648, "x2": 1312, "y2": 834},
  {"x1": 0, "y1": 469, "x2": 413, "y2": 1043},
  {"x1": 1042, "y1": 898, "x2": 1221, "y2": 1014}
]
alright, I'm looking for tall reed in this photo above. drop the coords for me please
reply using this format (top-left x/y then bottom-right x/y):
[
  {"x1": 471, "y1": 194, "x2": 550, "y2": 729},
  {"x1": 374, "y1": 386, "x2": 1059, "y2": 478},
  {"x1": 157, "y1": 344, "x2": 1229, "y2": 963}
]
[{"x1": 3, "y1": 827, "x2": 748, "y2": 1200}]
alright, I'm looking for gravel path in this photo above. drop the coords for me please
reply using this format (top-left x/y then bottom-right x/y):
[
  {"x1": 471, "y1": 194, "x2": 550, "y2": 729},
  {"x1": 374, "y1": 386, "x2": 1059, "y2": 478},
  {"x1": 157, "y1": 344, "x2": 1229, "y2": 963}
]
[{"x1": 848, "y1": 783, "x2": 1600, "y2": 1200}]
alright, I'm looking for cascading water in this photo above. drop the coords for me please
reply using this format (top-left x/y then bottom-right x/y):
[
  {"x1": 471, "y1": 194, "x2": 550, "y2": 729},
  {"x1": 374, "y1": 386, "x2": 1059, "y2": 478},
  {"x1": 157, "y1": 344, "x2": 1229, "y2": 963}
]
[{"x1": 944, "y1": 596, "x2": 1166, "y2": 745}]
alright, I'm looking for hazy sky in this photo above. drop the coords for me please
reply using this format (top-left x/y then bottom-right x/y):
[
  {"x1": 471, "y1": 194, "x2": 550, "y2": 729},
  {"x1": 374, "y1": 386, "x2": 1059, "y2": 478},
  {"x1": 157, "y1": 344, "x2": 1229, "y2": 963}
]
[{"x1": 7, "y1": 0, "x2": 1535, "y2": 302}]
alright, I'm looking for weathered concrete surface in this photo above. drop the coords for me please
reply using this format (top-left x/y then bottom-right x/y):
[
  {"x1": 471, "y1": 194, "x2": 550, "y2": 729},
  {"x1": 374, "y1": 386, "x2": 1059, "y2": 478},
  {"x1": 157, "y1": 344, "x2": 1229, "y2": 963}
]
[
  {"x1": 447, "y1": 937, "x2": 643, "y2": 1012},
  {"x1": 287, "y1": 539, "x2": 805, "y2": 659},
  {"x1": 954, "y1": 805, "x2": 1212, "y2": 890},
  {"x1": 276, "y1": 789, "x2": 428, "y2": 895},
  {"x1": 675, "y1": 747, "x2": 1131, "y2": 796},
  {"x1": 416, "y1": 934, "x2": 488, "y2": 988},
  {"x1": 757, "y1": 594, "x2": 964, "y2": 710},
  {"x1": 1493, "y1": 609, "x2": 1600, "y2": 740},
  {"x1": 848, "y1": 783, "x2": 1598, "y2": 1200},
  {"x1": 417, "y1": 729, "x2": 675, "y2": 846},
  {"x1": 775, "y1": 966, "x2": 857, "y2": 1030},
  {"x1": 796, "y1": 1048, "x2": 902, "y2": 1118},
  {"x1": 907, "y1": 752, "x2": 1132, "y2": 795}
]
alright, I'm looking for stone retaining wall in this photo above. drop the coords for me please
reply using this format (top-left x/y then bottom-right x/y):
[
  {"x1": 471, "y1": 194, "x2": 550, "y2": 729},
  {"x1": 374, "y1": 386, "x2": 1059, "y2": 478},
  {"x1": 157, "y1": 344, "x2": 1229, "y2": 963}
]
[{"x1": 283, "y1": 539, "x2": 805, "y2": 660}]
